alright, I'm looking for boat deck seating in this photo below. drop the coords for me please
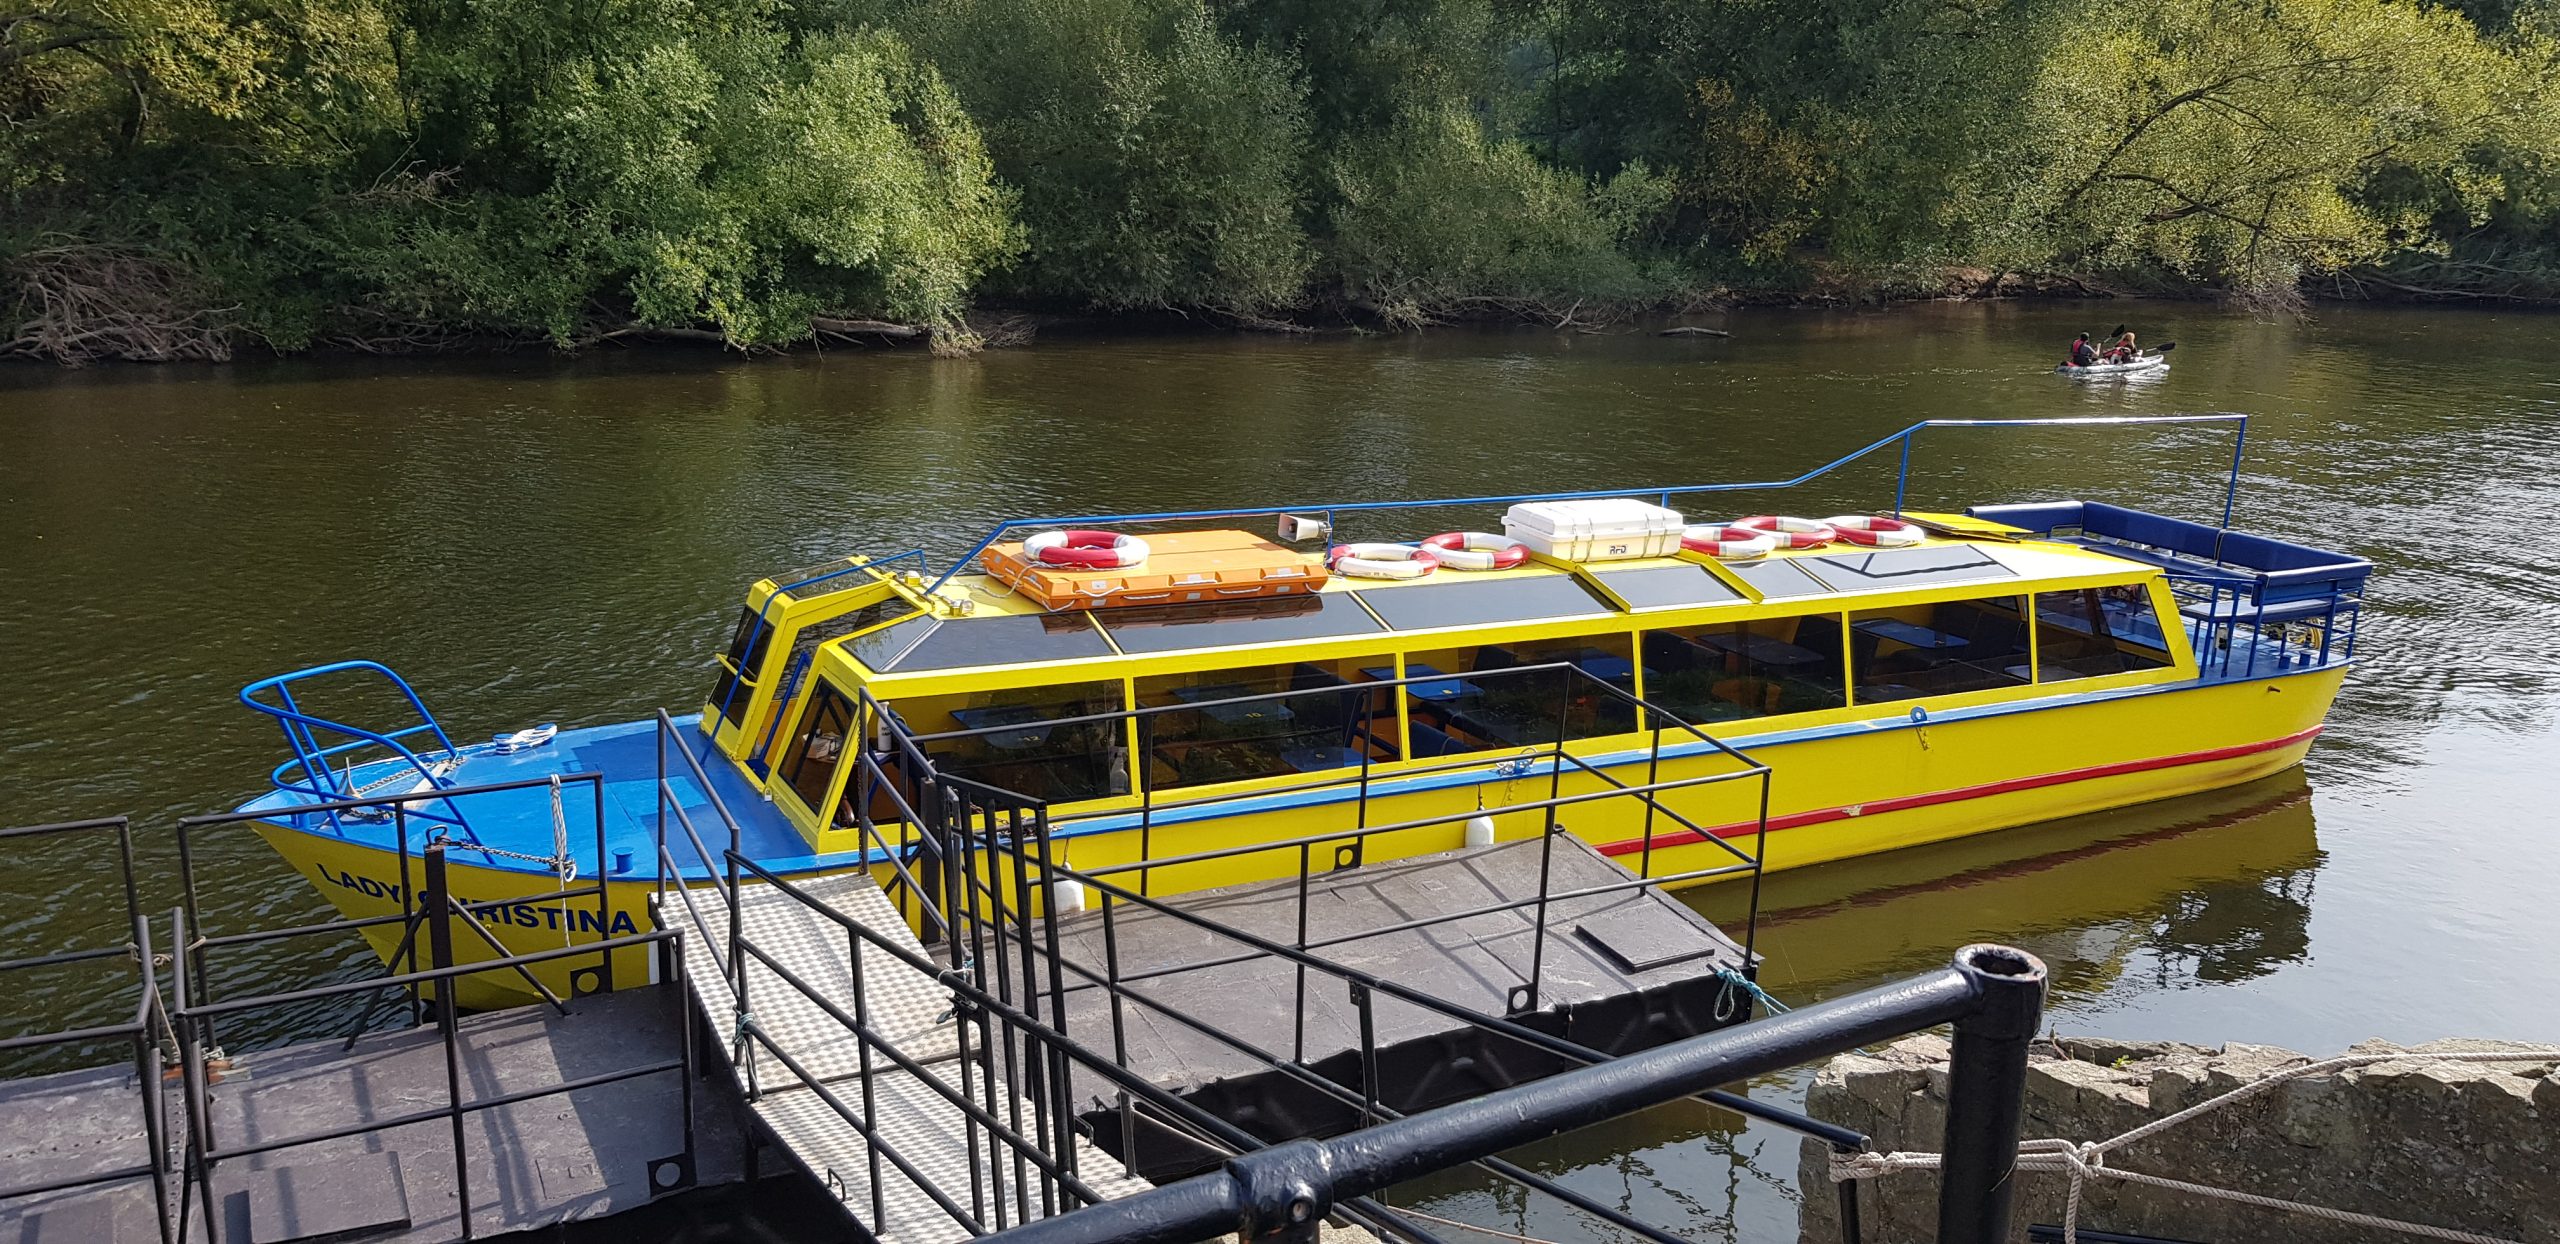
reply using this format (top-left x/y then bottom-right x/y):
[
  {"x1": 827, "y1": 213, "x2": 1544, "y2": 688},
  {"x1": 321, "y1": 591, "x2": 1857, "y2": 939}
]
[{"x1": 1966, "y1": 501, "x2": 2370, "y2": 605}]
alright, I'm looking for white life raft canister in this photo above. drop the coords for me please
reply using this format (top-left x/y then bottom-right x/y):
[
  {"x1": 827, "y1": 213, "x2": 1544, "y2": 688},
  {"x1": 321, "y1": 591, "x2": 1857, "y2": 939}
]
[
  {"x1": 1680, "y1": 525, "x2": 1780, "y2": 560},
  {"x1": 1823, "y1": 515, "x2": 1927, "y2": 548},
  {"x1": 1733, "y1": 516, "x2": 1839, "y2": 549},
  {"x1": 1330, "y1": 542, "x2": 1440, "y2": 580},
  {"x1": 1025, "y1": 529, "x2": 1150, "y2": 569},
  {"x1": 1420, "y1": 531, "x2": 1529, "y2": 571}
]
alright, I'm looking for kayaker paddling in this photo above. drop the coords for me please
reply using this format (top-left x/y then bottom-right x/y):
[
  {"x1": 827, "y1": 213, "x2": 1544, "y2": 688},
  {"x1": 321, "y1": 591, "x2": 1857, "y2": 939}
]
[{"x1": 2066, "y1": 332, "x2": 2099, "y2": 368}]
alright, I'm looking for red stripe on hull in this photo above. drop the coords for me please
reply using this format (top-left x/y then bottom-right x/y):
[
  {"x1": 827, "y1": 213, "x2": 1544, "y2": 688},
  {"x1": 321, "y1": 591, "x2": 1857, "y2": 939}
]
[{"x1": 1595, "y1": 725, "x2": 2325, "y2": 858}]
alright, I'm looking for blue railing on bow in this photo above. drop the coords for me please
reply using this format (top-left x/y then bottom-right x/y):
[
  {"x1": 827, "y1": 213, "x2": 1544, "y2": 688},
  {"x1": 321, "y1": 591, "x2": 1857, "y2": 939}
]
[{"x1": 238, "y1": 660, "x2": 479, "y2": 841}]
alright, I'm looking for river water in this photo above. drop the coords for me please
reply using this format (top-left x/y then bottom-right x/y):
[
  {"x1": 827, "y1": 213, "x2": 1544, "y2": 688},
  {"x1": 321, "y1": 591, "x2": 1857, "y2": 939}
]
[{"x1": 3, "y1": 302, "x2": 2555, "y2": 1240}]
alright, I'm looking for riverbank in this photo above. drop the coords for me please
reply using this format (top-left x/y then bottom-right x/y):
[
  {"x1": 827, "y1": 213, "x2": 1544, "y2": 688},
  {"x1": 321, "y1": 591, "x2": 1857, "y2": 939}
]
[{"x1": 10, "y1": 270, "x2": 2550, "y2": 368}]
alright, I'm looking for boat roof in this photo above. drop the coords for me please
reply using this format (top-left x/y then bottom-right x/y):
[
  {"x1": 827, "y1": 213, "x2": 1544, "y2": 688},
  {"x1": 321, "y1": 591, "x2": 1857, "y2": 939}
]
[{"x1": 817, "y1": 517, "x2": 2163, "y2": 682}]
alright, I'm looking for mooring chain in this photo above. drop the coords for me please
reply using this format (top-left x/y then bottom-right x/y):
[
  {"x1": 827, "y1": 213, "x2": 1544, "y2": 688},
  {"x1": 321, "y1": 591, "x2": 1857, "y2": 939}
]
[{"x1": 1831, "y1": 1047, "x2": 2560, "y2": 1244}]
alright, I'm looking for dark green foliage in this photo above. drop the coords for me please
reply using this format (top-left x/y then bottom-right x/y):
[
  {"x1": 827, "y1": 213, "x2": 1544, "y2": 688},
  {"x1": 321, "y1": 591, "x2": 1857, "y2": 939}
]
[{"x1": 7, "y1": 0, "x2": 2560, "y2": 360}]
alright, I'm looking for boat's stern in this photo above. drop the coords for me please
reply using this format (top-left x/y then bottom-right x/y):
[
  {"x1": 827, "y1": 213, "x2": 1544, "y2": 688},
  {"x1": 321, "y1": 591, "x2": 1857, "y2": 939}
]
[{"x1": 1967, "y1": 500, "x2": 2370, "y2": 679}]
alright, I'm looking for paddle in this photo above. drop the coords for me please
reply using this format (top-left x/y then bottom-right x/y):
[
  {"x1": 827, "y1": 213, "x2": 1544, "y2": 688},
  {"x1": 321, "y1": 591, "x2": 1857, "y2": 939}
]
[{"x1": 2143, "y1": 341, "x2": 2176, "y2": 357}]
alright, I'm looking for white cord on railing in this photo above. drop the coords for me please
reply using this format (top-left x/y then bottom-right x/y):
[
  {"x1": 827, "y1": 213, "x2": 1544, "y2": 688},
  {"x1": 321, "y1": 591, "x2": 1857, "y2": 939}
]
[{"x1": 1831, "y1": 1047, "x2": 2560, "y2": 1244}]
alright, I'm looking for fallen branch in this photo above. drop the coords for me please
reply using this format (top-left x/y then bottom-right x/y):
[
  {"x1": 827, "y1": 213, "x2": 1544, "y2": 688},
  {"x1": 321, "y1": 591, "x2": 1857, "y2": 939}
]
[{"x1": 1658, "y1": 325, "x2": 1731, "y2": 338}]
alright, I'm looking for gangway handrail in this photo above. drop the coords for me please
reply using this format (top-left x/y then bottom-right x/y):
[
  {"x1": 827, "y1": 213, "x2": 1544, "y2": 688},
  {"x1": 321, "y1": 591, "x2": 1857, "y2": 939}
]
[
  {"x1": 238, "y1": 660, "x2": 477, "y2": 840},
  {"x1": 919, "y1": 414, "x2": 2252, "y2": 595}
]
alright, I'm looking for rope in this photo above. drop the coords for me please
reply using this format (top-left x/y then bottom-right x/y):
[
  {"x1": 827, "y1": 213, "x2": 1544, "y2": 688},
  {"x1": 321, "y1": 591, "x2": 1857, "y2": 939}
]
[
  {"x1": 1830, "y1": 1047, "x2": 2559, "y2": 1244},
  {"x1": 1387, "y1": 1207, "x2": 1570, "y2": 1244},
  {"x1": 1714, "y1": 967, "x2": 1789, "y2": 1022}
]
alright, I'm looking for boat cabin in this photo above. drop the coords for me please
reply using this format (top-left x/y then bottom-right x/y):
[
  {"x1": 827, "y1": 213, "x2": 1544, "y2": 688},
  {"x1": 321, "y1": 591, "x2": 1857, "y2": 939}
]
[{"x1": 695, "y1": 505, "x2": 2344, "y2": 856}]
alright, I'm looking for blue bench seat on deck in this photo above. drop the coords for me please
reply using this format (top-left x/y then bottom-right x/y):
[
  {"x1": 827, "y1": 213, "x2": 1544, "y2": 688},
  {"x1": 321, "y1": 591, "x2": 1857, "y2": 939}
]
[{"x1": 1966, "y1": 500, "x2": 2370, "y2": 605}]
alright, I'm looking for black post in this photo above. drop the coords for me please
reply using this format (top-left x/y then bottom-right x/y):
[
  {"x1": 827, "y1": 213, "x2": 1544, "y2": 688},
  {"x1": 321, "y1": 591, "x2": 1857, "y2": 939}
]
[
  {"x1": 1936, "y1": 945, "x2": 2048, "y2": 1244},
  {"x1": 425, "y1": 843, "x2": 477, "y2": 1239}
]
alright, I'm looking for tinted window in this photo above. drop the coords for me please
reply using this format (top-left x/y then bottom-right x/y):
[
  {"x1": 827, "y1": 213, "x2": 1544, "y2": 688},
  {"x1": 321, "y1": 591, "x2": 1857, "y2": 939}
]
[
  {"x1": 707, "y1": 607, "x2": 777, "y2": 726},
  {"x1": 2034, "y1": 588, "x2": 2174, "y2": 680},
  {"x1": 844, "y1": 614, "x2": 936, "y2": 670},
  {"x1": 881, "y1": 613, "x2": 1115, "y2": 672},
  {"x1": 1719, "y1": 557, "x2": 1833, "y2": 599},
  {"x1": 1850, "y1": 597, "x2": 2032, "y2": 703},
  {"x1": 1136, "y1": 660, "x2": 1400, "y2": 792},
  {"x1": 895, "y1": 681, "x2": 1129, "y2": 804},
  {"x1": 1356, "y1": 575, "x2": 1618, "y2": 630},
  {"x1": 1101, "y1": 593, "x2": 1386, "y2": 654},
  {"x1": 1592, "y1": 565, "x2": 1746, "y2": 610},
  {"x1": 779, "y1": 682, "x2": 855, "y2": 814},
  {"x1": 1808, "y1": 546, "x2": 2014, "y2": 590},
  {"x1": 1642, "y1": 618, "x2": 1848, "y2": 727},
  {"x1": 1395, "y1": 638, "x2": 1640, "y2": 755}
]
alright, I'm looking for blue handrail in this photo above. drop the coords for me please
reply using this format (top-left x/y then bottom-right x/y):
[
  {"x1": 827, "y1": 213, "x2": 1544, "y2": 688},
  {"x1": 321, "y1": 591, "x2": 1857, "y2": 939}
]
[
  {"x1": 239, "y1": 660, "x2": 478, "y2": 840},
  {"x1": 919, "y1": 415, "x2": 2252, "y2": 595}
]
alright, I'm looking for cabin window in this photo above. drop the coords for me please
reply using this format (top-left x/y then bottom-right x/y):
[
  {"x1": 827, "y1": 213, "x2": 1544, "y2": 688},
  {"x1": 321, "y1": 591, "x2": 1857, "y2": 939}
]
[
  {"x1": 1717, "y1": 557, "x2": 1834, "y2": 600},
  {"x1": 779, "y1": 681, "x2": 856, "y2": 814},
  {"x1": 2034, "y1": 588, "x2": 2173, "y2": 679},
  {"x1": 1136, "y1": 660, "x2": 1400, "y2": 792},
  {"x1": 1354, "y1": 575, "x2": 1618, "y2": 630},
  {"x1": 1589, "y1": 564, "x2": 1746, "y2": 610},
  {"x1": 1396, "y1": 637, "x2": 1639, "y2": 756},
  {"x1": 863, "y1": 612, "x2": 1116, "y2": 673},
  {"x1": 708, "y1": 607, "x2": 778, "y2": 726},
  {"x1": 1640, "y1": 617, "x2": 1849, "y2": 726},
  {"x1": 1849, "y1": 597, "x2": 2033, "y2": 703},
  {"x1": 1808, "y1": 546, "x2": 2016, "y2": 590},
  {"x1": 885, "y1": 681, "x2": 1128, "y2": 805}
]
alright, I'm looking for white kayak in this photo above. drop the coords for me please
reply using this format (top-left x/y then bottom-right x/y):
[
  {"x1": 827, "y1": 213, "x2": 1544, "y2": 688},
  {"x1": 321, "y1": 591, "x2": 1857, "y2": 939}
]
[{"x1": 2056, "y1": 354, "x2": 2169, "y2": 378}]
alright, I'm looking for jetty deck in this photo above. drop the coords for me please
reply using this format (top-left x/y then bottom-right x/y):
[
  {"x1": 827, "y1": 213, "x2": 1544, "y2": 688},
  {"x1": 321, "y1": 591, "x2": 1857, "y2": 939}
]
[
  {"x1": 0, "y1": 987, "x2": 751, "y2": 1244},
  {"x1": 1035, "y1": 835, "x2": 1753, "y2": 1172}
]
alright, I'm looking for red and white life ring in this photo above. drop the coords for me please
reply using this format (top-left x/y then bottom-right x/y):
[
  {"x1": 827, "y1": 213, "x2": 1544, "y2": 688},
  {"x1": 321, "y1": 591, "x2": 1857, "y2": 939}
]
[
  {"x1": 1823, "y1": 515, "x2": 1927, "y2": 548},
  {"x1": 1025, "y1": 529, "x2": 1150, "y2": 569},
  {"x1": 1681, "y1": 525, "x2": 1779, "y2": 560},
  {"x1": 1329, "y1": 542, "x2": 1439, "y2": 580},
  {"x1": 1733, "y1": 515, "x2": 1839, "y2": 549},
  {"x1": 1420, "y1": 531, "x2": 1529, "y2": 571}
]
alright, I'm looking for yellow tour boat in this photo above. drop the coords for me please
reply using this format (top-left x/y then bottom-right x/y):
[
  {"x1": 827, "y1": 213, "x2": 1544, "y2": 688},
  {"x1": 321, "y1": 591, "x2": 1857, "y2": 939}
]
[{"x1": 232, "y1": 416, "x2": 2368, "y2": 1007}]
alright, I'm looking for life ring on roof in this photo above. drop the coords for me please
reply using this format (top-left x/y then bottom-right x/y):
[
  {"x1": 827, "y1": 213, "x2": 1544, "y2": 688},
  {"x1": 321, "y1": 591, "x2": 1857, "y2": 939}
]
[
  {"x1": 1026, "y1": 529, "x2": 1150, "y2": 569},
  {"x1": 1330, "y1": 542, "x2": 1439, "y2": 580},
  {"x1": 1824, "y1": 515, "x2": 1927, "y2": 548},
  {"x1": 1734, "y1": 516, "x2": 1839, "y2": 549},
  {"x1": 1681, "y1": 525, "x2": 1779, "y2": 560},
  {"x1": 1421, "y1": 531, "x2": 1529, "y2": 571}
]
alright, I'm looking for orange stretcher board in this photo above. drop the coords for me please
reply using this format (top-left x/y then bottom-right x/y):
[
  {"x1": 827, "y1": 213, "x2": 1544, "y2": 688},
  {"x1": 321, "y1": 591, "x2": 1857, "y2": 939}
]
[{"x1": 979, "y1": 529, "x2": 1329, "y2": 611}]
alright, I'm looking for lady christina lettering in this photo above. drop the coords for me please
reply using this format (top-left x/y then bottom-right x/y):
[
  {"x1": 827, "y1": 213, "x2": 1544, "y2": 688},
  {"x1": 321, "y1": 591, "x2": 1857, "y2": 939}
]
[{"x1": 313, "y1": 864, "x2": 641, "y2": 935}]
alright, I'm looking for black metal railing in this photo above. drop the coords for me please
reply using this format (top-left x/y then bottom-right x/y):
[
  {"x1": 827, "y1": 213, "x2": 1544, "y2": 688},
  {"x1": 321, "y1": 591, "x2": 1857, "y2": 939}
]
[
  {"x1": 175, "y1": 772, "x2": 627, "y2": 1053},
  {"x1": 166, "y1": 783, "x2": 700, "y2": 1244},
  {"x1": 984, "y1": 943, "x2": 2048, "y2": 1244},
  {"x1": 642, "y1": 672, "x2": 1971, "y2": 1244},
  {"x1": 0, "y1": 816, "x2": 174, "y2": 1244}
]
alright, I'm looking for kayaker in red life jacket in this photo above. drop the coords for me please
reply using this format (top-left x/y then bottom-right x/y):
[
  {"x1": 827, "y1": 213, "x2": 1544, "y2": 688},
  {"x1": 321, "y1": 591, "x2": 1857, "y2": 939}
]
[
  {"x1": 2105, "y1": 329, "x2": 2138, "y2": 362},
  {"x1": 2067, "y1": 333, "x2": 2098, "y2": 367}
]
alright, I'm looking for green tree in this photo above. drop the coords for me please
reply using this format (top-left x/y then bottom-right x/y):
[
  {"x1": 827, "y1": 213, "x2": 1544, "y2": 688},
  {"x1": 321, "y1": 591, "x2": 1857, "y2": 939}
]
[{"x1": 898, "y1": 0, "x2": 1312, "y2": 313}]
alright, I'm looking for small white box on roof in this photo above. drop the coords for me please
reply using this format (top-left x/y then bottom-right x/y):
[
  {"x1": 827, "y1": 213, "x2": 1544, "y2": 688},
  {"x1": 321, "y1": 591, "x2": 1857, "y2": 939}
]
[{"x1": 1501, "y1": 498, "x2": 1685, "y2": 562}]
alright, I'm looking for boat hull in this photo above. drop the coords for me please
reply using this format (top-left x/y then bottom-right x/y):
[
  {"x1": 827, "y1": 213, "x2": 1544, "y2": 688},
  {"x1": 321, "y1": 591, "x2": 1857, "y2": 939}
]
[{"x1": 259, "y1": 663, "x2": 2345, "y2": 1009}]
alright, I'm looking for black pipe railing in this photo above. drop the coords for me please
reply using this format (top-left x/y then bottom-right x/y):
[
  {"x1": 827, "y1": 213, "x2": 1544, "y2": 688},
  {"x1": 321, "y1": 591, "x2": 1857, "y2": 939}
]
[
  {"x1": 702, "y1": 685, "x2": 1890, "y2": 1243},
  {"x1": 980, "y1": 945, "x2": 2047, "y2": 1244},
  {"x1": 0, "y1": 816, "x2": 173, "y2": 1244}
]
